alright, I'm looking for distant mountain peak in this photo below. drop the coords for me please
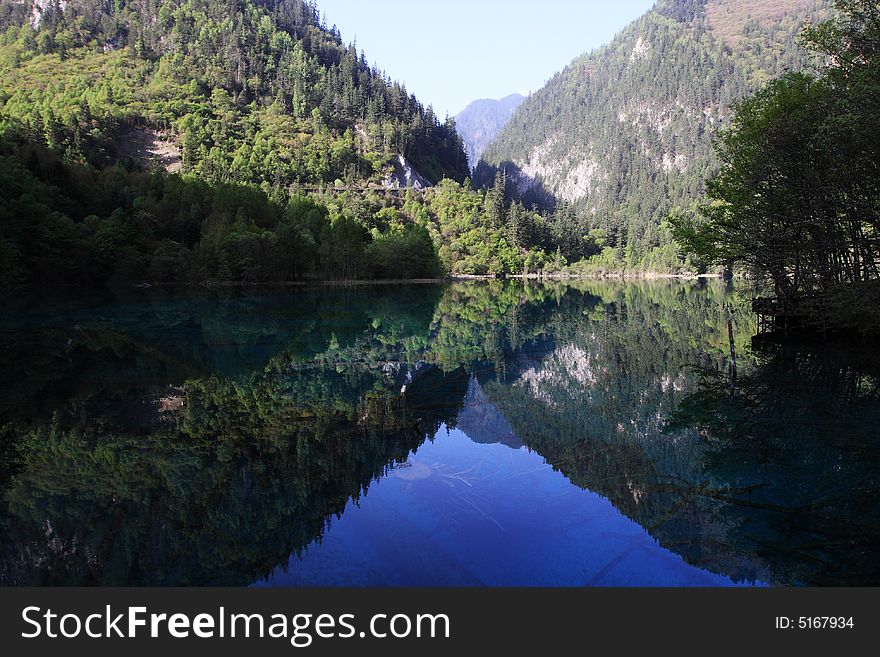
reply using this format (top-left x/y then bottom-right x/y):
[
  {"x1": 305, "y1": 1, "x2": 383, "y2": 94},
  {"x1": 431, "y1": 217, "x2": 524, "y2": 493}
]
[{"x1": 454, "y1": 94, "x2": 525, "y2": 171}]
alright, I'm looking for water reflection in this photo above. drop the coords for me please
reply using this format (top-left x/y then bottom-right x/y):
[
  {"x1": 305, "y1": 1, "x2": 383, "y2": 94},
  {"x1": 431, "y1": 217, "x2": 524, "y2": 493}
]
[
  {"x1": 0, "y1": 281, "x2": 877, "y2": 586},
  {"x1": 667, "y1": 337, "x2": 880, "y2": 586},
  {"x1": 259, "y1": 427, "x2": 739, "y2": 587}
]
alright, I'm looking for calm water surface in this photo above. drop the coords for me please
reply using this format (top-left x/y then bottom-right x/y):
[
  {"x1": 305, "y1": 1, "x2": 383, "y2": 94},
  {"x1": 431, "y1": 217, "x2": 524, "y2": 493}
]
[{"x1": 1, "y1": 281, "x2": 877, "y2": 586}]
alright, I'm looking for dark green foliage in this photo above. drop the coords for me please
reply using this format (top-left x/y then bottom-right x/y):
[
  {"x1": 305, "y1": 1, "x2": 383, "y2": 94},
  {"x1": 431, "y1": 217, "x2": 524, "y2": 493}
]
[
  {"x1": 674, "y1": 0, "x2": 880, "y2": 330},
  {"x1": 0, "y1": 129, "x2": 454, "y2": 288},
  {"x1": 0, "y1": 0, "x2": 482, "y2": 288},
  {"x1": 666, "y1": 335, "x2": 880, "y2": 584},
  {"x1": 364, "y1": 224, "x2": 442, "y2": 279}
]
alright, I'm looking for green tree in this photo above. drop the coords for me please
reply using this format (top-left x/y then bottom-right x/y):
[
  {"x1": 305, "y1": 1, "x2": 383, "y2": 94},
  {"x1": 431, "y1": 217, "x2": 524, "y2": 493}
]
[{"x1": 674, "y1": 0, "x2": 880, "y2": 310}]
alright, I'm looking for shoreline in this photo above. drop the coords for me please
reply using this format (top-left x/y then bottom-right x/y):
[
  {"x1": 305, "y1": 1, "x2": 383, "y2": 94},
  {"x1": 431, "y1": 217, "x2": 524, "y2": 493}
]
[
  {"x1": 197, "y1": 272, "x2": 725, "y2": 287},
  {"x1": 8, "y1": 274, "x2": 729, "y2": 296},
  {"x1": 451, "y1": 272, "x2": 724, "y2": 281},
  {"x1": 200, "y1": 278, "x2": 448, "y2": 288}
]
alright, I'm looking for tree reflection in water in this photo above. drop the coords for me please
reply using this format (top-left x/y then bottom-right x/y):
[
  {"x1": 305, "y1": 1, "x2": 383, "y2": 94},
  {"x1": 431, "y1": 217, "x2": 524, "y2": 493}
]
[
  {"x1": 666, "y1": 337, "x2": 880, "y2": 585},
  {"x1": 0, "y1": 281, "x2": 876, "y2": 585}
]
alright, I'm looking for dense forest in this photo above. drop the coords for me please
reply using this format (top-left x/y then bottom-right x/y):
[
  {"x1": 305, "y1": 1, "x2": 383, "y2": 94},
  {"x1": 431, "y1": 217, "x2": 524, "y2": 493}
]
[
  {"x1": 1, "y1": 0, "x2": 873, "y2": 290},
  {"x1": 674, "y1": 0, "x2": 880, "y2": 332},
  {"x1": 0, "y1": 0, "x2": 469, "y2": 183},
  {"x1": 477, "y1": 0, "x2": 832, "y2": 272},
  {"x1": 0, "y1": 0, "x2": 681, "y2": 287},
  {"x1": 0, "y1": 127, "x2": 616, "y2": 286},
  {"x1": 0, "y1": 0, "x2": 478, "y2": 288}
]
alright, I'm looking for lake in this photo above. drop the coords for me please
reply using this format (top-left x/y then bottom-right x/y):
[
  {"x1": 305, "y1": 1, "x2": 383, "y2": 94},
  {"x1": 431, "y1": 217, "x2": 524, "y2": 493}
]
[{"x1": 1, "y1": 280, "x2": 878, "y2": 586}]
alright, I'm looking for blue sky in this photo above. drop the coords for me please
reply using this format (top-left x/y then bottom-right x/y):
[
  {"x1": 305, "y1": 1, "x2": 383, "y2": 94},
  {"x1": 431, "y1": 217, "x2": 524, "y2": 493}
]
[{"x1": 316, "y1": 0, "x2": 657, "y2": 117}]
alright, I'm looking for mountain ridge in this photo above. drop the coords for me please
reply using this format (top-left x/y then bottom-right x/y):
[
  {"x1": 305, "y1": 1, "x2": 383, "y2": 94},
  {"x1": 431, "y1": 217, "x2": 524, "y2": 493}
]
[{"x1": 476, "y1": 0, "x2": 831, "y2": 262}]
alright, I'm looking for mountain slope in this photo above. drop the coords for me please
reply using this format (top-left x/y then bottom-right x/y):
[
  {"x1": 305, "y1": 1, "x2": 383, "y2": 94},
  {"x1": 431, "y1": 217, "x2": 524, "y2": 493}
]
[
  {"x1": 0, "y1": 0, "x2": 477, "y2": 290},
  {"x1": 454, "y1": 93, "x2": 524, "y2": 170},
  {"x1": 476, "y1": 0, "x2": 830, "y2": 260},
  {"x1": 0, "y1": 0, "x2": 469, "y2": 186}
]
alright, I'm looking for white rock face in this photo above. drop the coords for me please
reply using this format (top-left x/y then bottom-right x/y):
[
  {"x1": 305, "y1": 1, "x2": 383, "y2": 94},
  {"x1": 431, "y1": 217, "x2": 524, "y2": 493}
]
[
  {"x1": 511, "y1": 136, "x2": 558, "y2": 196},
  {"x1": 559, "y1": 158, "x2": 605, "y2": 202},
  {"x1": 630, "y1": 35, "x2": 650, "y2": 62},
  {"x1": 517, "y1": 344, "x2": 605, "y2": 409},
  {"x1": 521, "y1": 95, "x2": 697, "y2": 203},
  {"x1": 382, "y1": 155, "x2": 432, "y2": 191},
  {"x1": 661, "y1": 152, "x2": 689, "y2": 173},
  {"x1": 29, "y1": 0, "x2": 67, "y2": 29},
  {"x1": 511, "y1": 135, "x2": 607, "y2": 204}
]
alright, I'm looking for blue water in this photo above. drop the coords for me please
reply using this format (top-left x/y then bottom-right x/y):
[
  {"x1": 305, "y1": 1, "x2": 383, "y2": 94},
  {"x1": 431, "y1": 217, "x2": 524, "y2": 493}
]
[
  {"x1": 1, "y1": 281, "x2": 877, "y2": 586},
  {"x1": 260, "y1": 427, "x2": 747, "y2": 587}
]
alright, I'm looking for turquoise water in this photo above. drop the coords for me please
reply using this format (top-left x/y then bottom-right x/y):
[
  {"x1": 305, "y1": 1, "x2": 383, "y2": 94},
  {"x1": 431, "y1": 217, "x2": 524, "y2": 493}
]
[{"x1": 0, "y1": 281, "x2": 877, "y2": 586}]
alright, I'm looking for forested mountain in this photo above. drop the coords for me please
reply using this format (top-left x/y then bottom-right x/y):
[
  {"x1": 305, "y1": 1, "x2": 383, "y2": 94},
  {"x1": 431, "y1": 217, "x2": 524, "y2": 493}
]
[
  {"x1": 454, "y1": 93, "x2": 524, "y2": 170},
  {"x1": 0, "y1": 0, "x2": 591, "y2": 287},
  {"x1": 0, "y1": 0, "x2": 851, "y2": 287},
  {"x1": 477, "y1": 0, "x2": 832, "y2": 266},
  {"x1": 0, "y1": 0, "x2": 485, "y2": 289},
  {"x1": 0, "y1": 0, "x2": 468, "y2": 185}
]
